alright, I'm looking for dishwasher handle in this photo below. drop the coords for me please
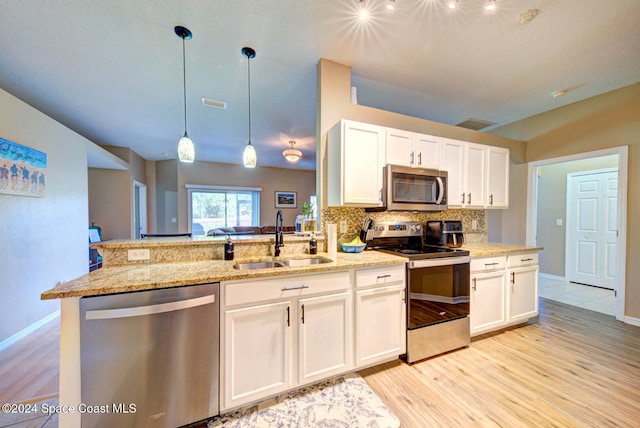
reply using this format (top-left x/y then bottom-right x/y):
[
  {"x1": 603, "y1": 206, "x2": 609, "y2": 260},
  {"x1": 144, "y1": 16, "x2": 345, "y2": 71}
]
[{"x1": 85, "y1": 294, "x2": 216, "y2": 320}]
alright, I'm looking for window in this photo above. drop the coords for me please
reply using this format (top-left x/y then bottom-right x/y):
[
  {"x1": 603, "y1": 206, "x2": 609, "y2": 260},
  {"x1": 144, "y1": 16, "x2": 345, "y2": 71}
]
[{"x1": 186, "y1": 185, "x2": 261, "y2": 235}]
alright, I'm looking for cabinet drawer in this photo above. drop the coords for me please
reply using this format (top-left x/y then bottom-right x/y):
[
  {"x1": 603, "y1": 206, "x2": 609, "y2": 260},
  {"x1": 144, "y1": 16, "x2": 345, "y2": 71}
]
[
  {"x1": 355, "y1": 264, "x2": 405, "y2": 289},
  {"x1": 471, "y1": 256, "x2": 507, "y2": 272},
  {"x1": 507, "y1": 253, "x2": 539, "y2": 268},
  {"x1": 224, "y1": 271, "x2": 350, "y2": 307}
]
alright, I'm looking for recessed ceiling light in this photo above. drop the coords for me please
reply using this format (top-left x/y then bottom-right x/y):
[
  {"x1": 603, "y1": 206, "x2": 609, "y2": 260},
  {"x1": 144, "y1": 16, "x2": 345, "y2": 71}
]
[
  {"x1": 552, "y1": 90, "x2": 567, "y2": 98},
  {"x1": 387, "y1": 0, "x2": 395, "y2": 11},
  {"x1": 202, "y1": 97, "x2": 227, "y2": 109},
  {"x1": 485, "y1": 0, "x2": 497, "y2": 11},
  {"x1": 517, "y1": 9, "x2": 539, "y2": 25},
  {"x1": 448, "y1": 0, "x2": 458, "y2": 10}
]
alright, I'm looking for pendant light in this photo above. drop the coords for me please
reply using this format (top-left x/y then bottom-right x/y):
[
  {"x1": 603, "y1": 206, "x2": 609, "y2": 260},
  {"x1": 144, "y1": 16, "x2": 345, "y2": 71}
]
[
  {"x1": 242, "y1": 47, "x2": 257, "y2": 168},
  {"x1": 283, "y1": 140, "x2": 302, "y2": 163},
  {"x1": 175, "y1": 26, "x2": 195, "y2": 163}
]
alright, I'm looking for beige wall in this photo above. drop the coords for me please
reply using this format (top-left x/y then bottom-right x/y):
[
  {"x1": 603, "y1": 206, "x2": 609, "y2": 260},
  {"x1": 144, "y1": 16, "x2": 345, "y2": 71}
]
[
  {"x1": 492, "y1": 82, "x2": 640, "y2": 319},
  {"x1": 88, "y1": 147, "x2": 148, "y2": 239},
  {"x1": 537, "y1": 156, "x2": 618, "y2": 277},
  {"x1": 155, "y1": 159, "x2": 178, "y2": 234},
  {"x1": 0, "y1": 88, "x2": 88, "y2": 342},
  {"x1": 178, "y1": 161, "x2": 316, "y2": 231}
]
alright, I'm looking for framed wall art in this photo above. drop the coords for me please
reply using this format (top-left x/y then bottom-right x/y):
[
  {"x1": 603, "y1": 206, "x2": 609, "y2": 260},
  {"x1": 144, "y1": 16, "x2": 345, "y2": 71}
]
[
  {"x1": 275, "y1": 191, "x2": 297, "y2": 208},
  {"x1": 0, "y1": 137, "x2": 47, "y2": 197}
]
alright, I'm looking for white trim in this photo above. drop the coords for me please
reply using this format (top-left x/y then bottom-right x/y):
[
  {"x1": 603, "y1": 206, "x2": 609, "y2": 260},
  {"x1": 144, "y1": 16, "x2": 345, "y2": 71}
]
[
  {"x1": 185, "y1": 184, "x2": 262, "y2": 192},
  {"x1": 624, "y1": 316, "x2": 640, "y2": 327},
  {"x1": 0, "y1": 310, "x2": 60, "y2": 353},
  {"x1": 526, "y1": 146, "x2": 628, "y2": 323},
  {"x1": 132, "y1": 180, "x2": 147, "y2": 239},
  {"x1": 539, "y1": 273, "x2": 565, "y2": 282}
]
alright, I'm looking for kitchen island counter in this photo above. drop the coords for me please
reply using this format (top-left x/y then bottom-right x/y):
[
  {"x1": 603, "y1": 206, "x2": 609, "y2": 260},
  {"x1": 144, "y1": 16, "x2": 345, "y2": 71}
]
[
  {"x1": 462, "y1": 242, "x2": 543, "y2": 257},
  {"x1": 41, "y1": 251, "x2": 408, "y2": 300}
]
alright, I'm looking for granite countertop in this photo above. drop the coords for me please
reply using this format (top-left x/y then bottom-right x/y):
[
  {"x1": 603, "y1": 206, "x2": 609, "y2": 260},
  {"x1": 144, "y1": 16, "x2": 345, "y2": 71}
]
[
  {"x1": 91, "y1": 234, "x2": 324, "y2": 249},
  {"x1": 41, "y1": 251, "x2": 407, "y2": 300},
  {"x1": 461, "y1": 242, "x2": 543, "y2": 257}
]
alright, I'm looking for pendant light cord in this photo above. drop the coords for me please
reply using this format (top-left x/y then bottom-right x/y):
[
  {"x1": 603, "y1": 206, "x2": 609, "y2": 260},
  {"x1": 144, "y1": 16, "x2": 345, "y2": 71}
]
[
  {"x1": 247, "y1": 54, "x2": 251, "y2": 144},
  {"x1": 182, "y1": 36, "x2": 188, "y2": 135}
]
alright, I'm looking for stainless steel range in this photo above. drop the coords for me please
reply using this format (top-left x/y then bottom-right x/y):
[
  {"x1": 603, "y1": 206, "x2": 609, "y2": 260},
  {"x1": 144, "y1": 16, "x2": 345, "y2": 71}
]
[{"x1": 369, "y1": 221, "x2": 471, "y2": 363}]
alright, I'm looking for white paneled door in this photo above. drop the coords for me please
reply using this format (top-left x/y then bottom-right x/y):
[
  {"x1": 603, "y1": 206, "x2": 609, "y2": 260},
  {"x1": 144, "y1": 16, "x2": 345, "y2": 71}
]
[{"x1": 566, "y1": 170, "x2": 618, "y2": 289}]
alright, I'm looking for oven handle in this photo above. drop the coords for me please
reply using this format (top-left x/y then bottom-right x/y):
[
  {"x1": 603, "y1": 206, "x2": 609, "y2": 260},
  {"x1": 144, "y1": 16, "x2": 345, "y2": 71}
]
[
  {"x1": 409, "y1": 256, "x2": 471, "y2": 268},
  {"x1": 435, "y1": 177, "x2": 444, "y2": 204}
]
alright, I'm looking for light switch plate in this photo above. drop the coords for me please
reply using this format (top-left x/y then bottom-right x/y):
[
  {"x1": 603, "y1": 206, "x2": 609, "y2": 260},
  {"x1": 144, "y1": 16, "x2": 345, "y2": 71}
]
[
  {"x1": 556, "y1": 219, "x2": 563, "y2": 226},
  {"x1": 472, "y1": 220, "x2": 478, "y2": 230},
  {"x1": 339, "y1": 220, "x2": 347, "y2": 234},
  {"x1": 128, "y1": 249, "x2": 150, "y2": 261}
]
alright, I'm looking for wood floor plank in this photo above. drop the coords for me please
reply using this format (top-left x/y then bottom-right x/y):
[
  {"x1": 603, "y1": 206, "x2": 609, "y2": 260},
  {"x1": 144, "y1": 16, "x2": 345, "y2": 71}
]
[{"x1": 360, "y1": 298, "x2": 640, "y2": 427}]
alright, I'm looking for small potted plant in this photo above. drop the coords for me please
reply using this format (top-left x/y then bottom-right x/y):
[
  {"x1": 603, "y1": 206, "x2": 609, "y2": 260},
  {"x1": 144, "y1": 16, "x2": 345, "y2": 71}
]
[{"x1": 301, "y1": 201, "x2": 316, "y2": 232}]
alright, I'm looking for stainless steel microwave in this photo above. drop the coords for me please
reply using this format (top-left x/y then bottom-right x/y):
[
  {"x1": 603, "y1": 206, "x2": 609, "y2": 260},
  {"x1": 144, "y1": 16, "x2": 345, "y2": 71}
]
[{"x1": 382, "y1": 164, "x2": 448, "y2": 211}]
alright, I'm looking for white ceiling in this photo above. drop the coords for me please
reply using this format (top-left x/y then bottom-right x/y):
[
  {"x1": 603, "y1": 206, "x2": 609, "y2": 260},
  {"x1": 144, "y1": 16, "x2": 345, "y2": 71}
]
[{"x1": 1, "y1": 0, "x2": 639, "y2": 171}]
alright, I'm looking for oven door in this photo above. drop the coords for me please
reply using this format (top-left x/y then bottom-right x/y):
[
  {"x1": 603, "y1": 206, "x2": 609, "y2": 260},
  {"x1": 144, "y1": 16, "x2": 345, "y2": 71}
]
[
  {"x1": 407, "y1": 257, "x2": 470, "y2": 329},
  {"x1": 383, "y1": 164, "x2": 447, "y2": 211}
]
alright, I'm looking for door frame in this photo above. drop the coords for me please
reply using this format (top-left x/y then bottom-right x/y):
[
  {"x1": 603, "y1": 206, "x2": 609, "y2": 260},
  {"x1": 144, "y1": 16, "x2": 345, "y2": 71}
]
[
  {"x1": 132, "y1": 180, "x2": 147, "y2": 239},
  {"x1": 526, "y1": 146, "x2": 628, "y2": 322},
  {"x1": 565, "y1": 168, "x2": 618, "y2": 288}
]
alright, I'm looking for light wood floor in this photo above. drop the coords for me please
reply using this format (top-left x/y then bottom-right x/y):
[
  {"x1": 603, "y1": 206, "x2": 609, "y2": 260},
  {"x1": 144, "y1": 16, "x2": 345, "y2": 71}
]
[
  {"x1": 1, "y1": 299, "x2": 639, "y2": 427},
  {"x1": 0, "y1": 318, "x2": 59, "y2": 404},
  {"x1": 360, "y1": 298, "x2": 640, "y2": 427}
]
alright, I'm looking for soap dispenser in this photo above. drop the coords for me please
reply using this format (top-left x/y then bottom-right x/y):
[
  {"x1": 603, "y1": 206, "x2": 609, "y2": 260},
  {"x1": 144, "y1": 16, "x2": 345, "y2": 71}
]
[
  {"x1": 224, "y1": 235, "x2": 234, "y2": 260},
  {"x1": 309, "y1": 233, "x2": 317, "y2": 255}
]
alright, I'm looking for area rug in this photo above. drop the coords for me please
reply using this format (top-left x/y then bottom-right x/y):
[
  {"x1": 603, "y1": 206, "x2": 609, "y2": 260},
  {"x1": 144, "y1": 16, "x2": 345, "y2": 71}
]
[{"x1": 207, "y1": 373, "x2": 400, "y2": 428}]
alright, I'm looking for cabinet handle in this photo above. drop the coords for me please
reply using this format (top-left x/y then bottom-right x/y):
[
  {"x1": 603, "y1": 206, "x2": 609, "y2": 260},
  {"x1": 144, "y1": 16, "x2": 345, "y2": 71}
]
[
  {"x1": 484, "y1": 262, "x2": 499, "y2": 267},
  {"x1": 490, "y1": 194, "x2": 494, "y2": 205},
  {"x1": 301, "y1": 304, "x2": 305, "y2": 324},
  {"x1": 467, "y1": 193, "x2": 471, "y2": 204},
  {"x1": 511, "y1": 272, "x2": 515, "y2": 284},
  {"x1": 281, "y1": 285, "x2": 309, "y2": 291},
  {"x1": 472, "y1": 277, "x2": 477, "y2": 291},
  {"x1": 418, "y1": 152, "x2": 422, "y2": 165},
  {"x1": 287, "y1": 306, "x2": 290, "y2": 327},
  {"x1": 377, "y1": 274, "x2": 392, "y2": 279},
  {"x1": 402, "y1": 288, "x2": 406, "y2": 303},
  {"x1": 410, "y1": 151, "x2": 415, "y2": 165},
  {"x1": 521, "y1": 258, "x2": 534, "y2": 262},
  {"x1": 461, "y1": 193, "x2": 465, "y2": 204}
]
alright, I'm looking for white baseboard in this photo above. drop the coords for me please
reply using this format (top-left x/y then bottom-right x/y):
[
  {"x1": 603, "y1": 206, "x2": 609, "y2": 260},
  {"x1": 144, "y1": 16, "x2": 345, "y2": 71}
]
[
  {"x1": 0, "y1": 310, "x2": 60, "y2": 353},
  {"x1": 539, "y1": 273, "x2": 566, "y2": 282},
  {"x1": 624, "y1": 316, "x2": 640, "y2": 327}
]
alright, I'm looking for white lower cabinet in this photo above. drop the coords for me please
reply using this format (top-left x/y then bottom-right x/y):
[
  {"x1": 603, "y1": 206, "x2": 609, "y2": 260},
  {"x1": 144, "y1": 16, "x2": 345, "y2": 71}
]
[
  {"x1": 470, "y1": 252, "x2": 539, "y2": 337},
  {"x1": 221, "y1": 271, "x2": 351, "y2": 410},
  {"x1": 470, "y1": 270, "x2": 507, "y2": 336},
  {"x1": 298, "y1": 291, "x2": 352, "y2": 384},
  {"x1": 355, "y1": 284, "x2": 406, "y2": 366}
]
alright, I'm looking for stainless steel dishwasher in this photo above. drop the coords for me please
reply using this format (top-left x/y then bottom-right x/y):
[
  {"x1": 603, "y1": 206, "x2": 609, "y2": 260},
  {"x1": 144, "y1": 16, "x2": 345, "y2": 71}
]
[{"x1": 80, "y1": 283, "x2": 219, "y2": 428}]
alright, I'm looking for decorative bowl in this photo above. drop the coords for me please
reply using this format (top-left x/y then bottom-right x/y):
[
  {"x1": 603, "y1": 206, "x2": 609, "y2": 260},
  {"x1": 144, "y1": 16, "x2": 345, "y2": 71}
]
[{"x1": 340, "y1": 243, "x2": 366, "y2": 253}]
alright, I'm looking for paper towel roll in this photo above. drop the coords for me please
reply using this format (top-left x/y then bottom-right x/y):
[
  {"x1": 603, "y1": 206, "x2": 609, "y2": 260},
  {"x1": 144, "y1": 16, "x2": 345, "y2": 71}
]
[{"x1": 326, "y1": 223, "x2": 337, "y2": 254}]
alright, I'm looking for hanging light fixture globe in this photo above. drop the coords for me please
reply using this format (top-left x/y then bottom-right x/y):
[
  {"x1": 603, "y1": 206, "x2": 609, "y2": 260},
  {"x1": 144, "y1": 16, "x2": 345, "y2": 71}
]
[
  {"x1": 175, "y1": 26, "x2": 195, "y2": 163},
  {"x1": 242, "y1": 47, "x2": 257, "y2": 168},
  {"x1": 283, "y1": 140, "x2": 302, "y2": 163}
]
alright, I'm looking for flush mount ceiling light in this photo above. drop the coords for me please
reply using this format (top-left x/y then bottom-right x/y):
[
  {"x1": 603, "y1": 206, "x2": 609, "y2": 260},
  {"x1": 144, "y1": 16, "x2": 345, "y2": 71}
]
[
  {"x1": 552, "y1": 89, "x2": 567, "y2": 98},
  {"x1": 242, "y1": 47, "x2": 257, "y2": 168},
  {"x1": 517, "y1": 8, "x2": 539, "y2": 25},
  {"x1": 386, "y1": 0, "x2": 396, "y2": 11},
  {"x1": 485, "y1": 0, "x2": 497, "y2": 11},
  {"x1": 448, "y1": 0, "x2": 459, "y2": 10},
  {"x1": 175, "y1": 26, "x2": 195, "y2": 163},
  {"x1": 283, "y1": 140, "x2": 302, "y2": 163},
  {"x1": 357, "y1": 0, "x2": 369, "y2": 20}
]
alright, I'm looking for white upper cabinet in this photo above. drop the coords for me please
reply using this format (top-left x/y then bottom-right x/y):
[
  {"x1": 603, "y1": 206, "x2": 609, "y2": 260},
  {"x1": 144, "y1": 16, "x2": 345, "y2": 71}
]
[
  {"x1": 440, "y1": 138, "x2": 466, "y2": 208},
  {"x1": 465, "y1": 143, "x2": 487, "y2": 209},
  {"x1": 486, "y1": 146, "x2": 510, "y2": 209},
  {"x1": 385, "y1": 128, "x2": 441, "y2": 169},
  {"x1": 327, "y1": 120, "x2": 385, "y2": 207}
]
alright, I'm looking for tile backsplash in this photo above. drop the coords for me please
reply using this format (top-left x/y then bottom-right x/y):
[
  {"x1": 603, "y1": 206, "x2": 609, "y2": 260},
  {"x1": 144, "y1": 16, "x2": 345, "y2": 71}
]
[{"x1": 321, "y1": 207, "x2": 487, "y2": 244}]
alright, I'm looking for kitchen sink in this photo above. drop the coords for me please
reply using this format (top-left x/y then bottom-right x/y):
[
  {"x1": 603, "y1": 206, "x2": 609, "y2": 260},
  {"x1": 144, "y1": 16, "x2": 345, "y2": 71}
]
[{"x1": 233, "y1": 257, "x2": 332, "y2": 270}]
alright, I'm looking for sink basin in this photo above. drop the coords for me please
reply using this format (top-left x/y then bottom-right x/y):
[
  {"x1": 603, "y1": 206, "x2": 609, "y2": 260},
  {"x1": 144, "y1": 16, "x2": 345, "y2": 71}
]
[{"x1": 233, "y1": 257, "x2": 332, "y2": 270}]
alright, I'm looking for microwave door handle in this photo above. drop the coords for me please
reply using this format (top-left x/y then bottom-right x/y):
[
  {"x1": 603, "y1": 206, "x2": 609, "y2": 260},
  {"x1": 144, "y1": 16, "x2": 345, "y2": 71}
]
[{"x1": 435, "y1": 177, "x2": 444, "y2": 204}]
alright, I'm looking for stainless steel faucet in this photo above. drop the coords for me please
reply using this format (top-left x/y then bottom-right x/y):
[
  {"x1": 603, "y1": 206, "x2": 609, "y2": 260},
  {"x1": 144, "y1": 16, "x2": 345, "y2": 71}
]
[{"x1": 275, "y1": 209, "x2": 284, "y2": 256}]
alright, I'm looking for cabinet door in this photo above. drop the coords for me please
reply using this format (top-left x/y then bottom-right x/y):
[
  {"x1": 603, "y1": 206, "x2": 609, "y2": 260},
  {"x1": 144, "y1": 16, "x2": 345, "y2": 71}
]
[
  {"x1": 487, "y1": 146, "x2": 509, "y2": 208},
  {"x1": 465, "y1": 143, "x2": 487, "y2": 208},
  {"x1": 441, "y1": 139, "x2": 465, "y2": 208},
  {"x1": 343, "y1": 121, "x2": 385, "y2": 205},
  {"x1": 223, "y1": 301, "x2": 292, "y2": 409},
  {"x1": 415, "y1": 134, "x2": 441, "y2": 169},
  {"x1": 298, "y1": 292, "x2": 352, "y2": 384},
  {"x1": 355, "y1": 284, "x2": 406, "y2": 367},
  {"x1": 385, "y1": 128, "x2": 414, "y2": 167},
  {"x1": 508, "y1": 265, "x2": 539, "y2": 323},
  {"x1": 470, "y1": 271, "x2": 507, "y2": 336}
]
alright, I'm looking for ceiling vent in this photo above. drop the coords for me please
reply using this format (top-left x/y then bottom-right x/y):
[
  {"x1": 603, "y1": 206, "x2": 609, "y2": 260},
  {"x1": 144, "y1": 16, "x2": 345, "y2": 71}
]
[{"x1": 455, "y1": 118, "x2": 497, "y2": 131}]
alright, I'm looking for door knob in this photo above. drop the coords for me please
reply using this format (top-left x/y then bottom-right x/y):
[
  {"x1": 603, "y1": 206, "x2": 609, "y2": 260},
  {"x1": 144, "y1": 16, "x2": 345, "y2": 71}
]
[{"x1": 585, "y1": 234, "x2": 590, "y2": 239}]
